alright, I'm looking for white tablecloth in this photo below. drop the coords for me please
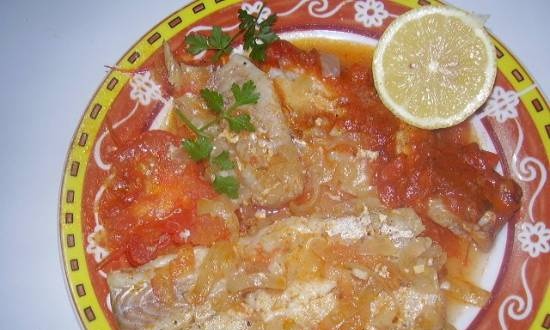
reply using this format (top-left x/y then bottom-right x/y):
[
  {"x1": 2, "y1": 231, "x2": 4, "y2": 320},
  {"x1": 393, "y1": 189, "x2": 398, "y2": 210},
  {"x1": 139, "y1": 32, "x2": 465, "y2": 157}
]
[{"x1": 0, "y1": 0, "x2": 548, "y2": 328}]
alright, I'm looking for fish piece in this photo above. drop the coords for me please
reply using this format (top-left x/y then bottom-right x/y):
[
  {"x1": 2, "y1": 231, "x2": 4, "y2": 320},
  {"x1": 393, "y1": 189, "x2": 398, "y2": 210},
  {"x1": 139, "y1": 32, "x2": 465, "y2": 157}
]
[
  {"x1": 426, "y1": 197, "x2": 497, "y2": 250},
  {"x1": 108, "y1": 205, "x2": 446, "y2": 330},
  {"x1": 163, "y1": 41, "x2": 211, "y2": 93},
  {"x1": 270, "y1": 68, "x2": 346, "y2": 127},
  {"x1": 210, "y1": 55, "x2": 304, "y2": 207},
  {"x1": 245, "y1": 280, "x2": 337, "y2": 327}
]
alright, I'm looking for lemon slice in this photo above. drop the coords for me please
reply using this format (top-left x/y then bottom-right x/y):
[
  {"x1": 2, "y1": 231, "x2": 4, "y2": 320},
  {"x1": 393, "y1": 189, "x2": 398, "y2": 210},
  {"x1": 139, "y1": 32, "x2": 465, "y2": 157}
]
[{"x1": 372, "y1": 6, "x2": 496, "y2": 129}]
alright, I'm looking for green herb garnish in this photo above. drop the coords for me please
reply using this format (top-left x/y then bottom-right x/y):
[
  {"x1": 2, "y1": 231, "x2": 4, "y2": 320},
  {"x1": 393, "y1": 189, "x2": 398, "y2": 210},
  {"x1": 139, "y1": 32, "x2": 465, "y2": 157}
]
[
  {"x1": 199, "y1": 80, "x2": 259, "y2": 133},
  {"x1": 175, "y1": 105, "x2": 214, "y2": 161},
  {"x1": 238, "y1": 8, "x2": 278, "y2": 62},
  {"x1": 182, "y1": 136, "x2": 213, "y2": 161},
  {"x1": 212, "y1": 151, "x2": 236, "y2": 170},
  {"x1": 185, "y1": 2, "x2": 278, "y2": 62},
  {"x1": 225, "y1": 113, "x2": 255, "y2": 133},
  {"x1": 174, "y1": 80, "x2": 259, "y2": 198},
  {"x1": 230, "y1": 80, "x2": 261, "y2": 107},
  {"x1": 213, "y1": 175, "x2": 240, "y2": 199}
]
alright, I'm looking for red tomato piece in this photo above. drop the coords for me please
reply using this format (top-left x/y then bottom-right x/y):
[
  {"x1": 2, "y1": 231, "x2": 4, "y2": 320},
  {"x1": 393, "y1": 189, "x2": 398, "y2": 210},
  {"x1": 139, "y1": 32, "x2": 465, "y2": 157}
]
[{"x1": 98, "y1": 130, "x2": 221, "y2": 268}]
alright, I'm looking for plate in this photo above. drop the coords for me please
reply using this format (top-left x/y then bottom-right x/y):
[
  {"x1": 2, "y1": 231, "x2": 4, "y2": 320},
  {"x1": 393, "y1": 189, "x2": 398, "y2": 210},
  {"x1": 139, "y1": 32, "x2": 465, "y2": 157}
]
[{"x1": 59, "y1": 0, "x2": 550, "y2": 329}]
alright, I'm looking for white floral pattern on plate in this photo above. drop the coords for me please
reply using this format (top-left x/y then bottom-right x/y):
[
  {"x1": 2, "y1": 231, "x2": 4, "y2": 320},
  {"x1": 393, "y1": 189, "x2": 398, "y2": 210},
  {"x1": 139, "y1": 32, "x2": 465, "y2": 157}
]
[
  {"x1": 517, "y1": 222, "x2": 550, "y2": 258},
  {"x1": 93, "y1": 72, "x2": 164, "y2": 171},
  {"x1": 242, "y1": 1, "x2": 272, "y2": 23},
  {"x1": 481, "y1": 86, "x2": 519, "y2": 123},
  {"x1": 129, "y1": 71, "x2": 162, "y2": 106},
  {"x1": 478, "y1": 83, "x2": 549, "y2": 330},
  {"x1": 279, "y1": 0, "x2": 354, "y2": 18},
  {"x1": 354, "y1": 0, "x2": 390, "y2": 28}
]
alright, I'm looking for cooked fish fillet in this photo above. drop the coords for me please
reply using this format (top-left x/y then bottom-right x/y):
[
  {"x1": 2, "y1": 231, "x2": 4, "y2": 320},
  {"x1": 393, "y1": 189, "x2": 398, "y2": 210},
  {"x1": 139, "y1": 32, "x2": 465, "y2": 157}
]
[
  {"x1": 209, "y1": 55, "x2": 304, "y2": 208},
  {"x1": 427, "y1": 198, "x2": 497, "y2": 251},
  {"x1": 108, "y1": 206, "x2": 447, "y2": 330},
  {"x1": 270, "y1": 68, "x2": 346, "y2": 125}
]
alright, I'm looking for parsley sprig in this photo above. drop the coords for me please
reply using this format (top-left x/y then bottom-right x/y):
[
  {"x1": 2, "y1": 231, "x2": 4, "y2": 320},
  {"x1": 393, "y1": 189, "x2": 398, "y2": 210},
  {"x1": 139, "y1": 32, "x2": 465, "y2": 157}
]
[
  {"x1": 185, "y1": 2, "x2": 278, "y2": 62},
  {"x1": 174, "y1": 80, "x2": 260, "y2": 198}
]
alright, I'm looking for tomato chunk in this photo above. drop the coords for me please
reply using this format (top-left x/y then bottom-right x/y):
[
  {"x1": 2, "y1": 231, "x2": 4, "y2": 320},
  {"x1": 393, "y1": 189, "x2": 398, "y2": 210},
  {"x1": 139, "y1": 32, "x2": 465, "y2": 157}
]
[{"x1": 98, "y1": 130, "x2": 226, "y2": 268}]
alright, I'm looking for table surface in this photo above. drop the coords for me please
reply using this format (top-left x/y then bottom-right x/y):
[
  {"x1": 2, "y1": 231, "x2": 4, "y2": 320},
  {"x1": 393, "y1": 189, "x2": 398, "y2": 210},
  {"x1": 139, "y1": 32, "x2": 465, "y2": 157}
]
[{"x1": 0, "y1": 0, "x2": 548, "y2": 328}]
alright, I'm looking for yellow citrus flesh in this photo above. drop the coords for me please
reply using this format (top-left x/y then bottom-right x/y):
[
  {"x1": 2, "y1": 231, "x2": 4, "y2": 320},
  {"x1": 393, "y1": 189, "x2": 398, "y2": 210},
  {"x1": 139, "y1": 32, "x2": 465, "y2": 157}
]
[{"x1": 372, "y1": 6, "x2": 497, "y2": 129}]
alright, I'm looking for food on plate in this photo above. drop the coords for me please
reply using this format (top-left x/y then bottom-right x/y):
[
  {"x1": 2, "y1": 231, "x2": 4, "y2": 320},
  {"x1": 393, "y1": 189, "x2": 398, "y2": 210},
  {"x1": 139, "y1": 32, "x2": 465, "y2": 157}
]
[
  {"x1": 372, "y1": 6, "x2": 497, "y2": 129},
  {"x1": 94, "y1": 5, "x2": 521, "y2": 330},
  {"x1": 109, "y1": 208, "x2": 449, "y2": 329}
]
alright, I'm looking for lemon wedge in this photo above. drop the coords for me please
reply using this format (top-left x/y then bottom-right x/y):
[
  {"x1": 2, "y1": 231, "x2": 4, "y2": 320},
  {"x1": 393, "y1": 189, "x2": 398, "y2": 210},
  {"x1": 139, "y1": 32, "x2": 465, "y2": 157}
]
[{"x1": 372, "y1": 6, "x2": 496, "y2": 129}]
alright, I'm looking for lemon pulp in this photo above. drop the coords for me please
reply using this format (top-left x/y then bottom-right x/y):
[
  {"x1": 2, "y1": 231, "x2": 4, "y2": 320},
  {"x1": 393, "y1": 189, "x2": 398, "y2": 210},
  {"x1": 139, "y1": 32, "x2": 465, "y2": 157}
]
[{"x1": 373, "y1": 6, "x2": 496, "y2": 129}]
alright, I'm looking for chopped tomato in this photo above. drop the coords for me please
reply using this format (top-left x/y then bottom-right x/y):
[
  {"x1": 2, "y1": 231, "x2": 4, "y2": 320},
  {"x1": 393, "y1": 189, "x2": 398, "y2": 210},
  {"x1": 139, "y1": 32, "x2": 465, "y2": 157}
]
[
  {"x1": 188, "y1": 214, "x2": 230, "y2": 246},
  {"x1": 264, "y1": 40, "x2": 321, "y2": 72},
  {"x1": 98, "y1": 130, "x2": 224, "y2": 269},
  {"x1": 374, "y1": 134, "x2": 522, "y2": 223},
  {"x1": 126, "y1": 221, "x2": 177, "y2": 267}
]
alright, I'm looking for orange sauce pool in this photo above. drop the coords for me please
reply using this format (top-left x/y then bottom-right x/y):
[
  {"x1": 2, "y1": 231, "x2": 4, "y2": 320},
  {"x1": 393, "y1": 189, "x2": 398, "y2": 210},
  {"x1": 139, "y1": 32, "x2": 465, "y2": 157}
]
[{"x1": 291, "y1": 37, "x2": 375, "y2": 66}]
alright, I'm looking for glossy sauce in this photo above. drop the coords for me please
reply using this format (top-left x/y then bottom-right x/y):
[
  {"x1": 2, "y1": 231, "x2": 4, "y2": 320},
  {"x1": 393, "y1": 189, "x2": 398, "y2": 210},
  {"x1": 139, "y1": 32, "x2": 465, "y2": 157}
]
[
  {"x1": 271, "y1": 38, "x2": 521, "y2": 261},
  {"x1": 98, "y1": 130, "x2": 228, "y2": 270},
  {"x1": 99, "y1": 38, "x2": 520, "y2": 272}
]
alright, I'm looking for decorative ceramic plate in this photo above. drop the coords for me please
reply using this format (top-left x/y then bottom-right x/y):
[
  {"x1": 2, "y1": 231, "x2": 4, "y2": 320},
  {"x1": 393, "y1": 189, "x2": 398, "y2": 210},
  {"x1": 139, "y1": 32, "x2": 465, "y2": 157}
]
[{"x1": 59, "y1": 0, "x2": 550, "y2": 329}]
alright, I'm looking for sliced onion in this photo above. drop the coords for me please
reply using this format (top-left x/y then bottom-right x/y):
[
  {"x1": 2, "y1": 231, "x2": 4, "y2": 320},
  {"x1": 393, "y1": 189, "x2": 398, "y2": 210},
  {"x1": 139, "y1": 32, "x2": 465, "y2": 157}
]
[
  {"x1": 190, "y1": 241, "x2": 236, "y2": 303},
  {"x1": 163, "y1": 41, "x2": 183, "y2": 88},
  {"x1": 197, "y1": 196, "x2": 239, "y2": 240},
  {"x1": 320, "y1": 52, "x2": 341, "y2": 78},
  {"x1": 442, "y1": 276, "x2": 490, "y2": 307},
  {"x1": 359, "y1": 237, "x2": 399, "y2": 257},
  {"x1": 289, "y1": 179, "x2": 320, "y2": 215},
  {"x1": 197, "y1": 196, "x2": 237, "y2": 220},
  {"x1": 226, "y1": 271, "x2": 286, "y2": 293}
]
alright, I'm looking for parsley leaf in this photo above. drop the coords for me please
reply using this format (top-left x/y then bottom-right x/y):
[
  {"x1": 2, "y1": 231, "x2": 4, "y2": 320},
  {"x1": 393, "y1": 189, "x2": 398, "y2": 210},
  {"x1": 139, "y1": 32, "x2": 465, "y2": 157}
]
[
  {"x1": 258, "y1": 21, "x2": 278, "y2": 44},
  {"x1": 208, "y1": 27, "x2": 233, "y2": 62},
  {"x1": 182, "y1": 136, "x2": 213, "y2": 161},
  {"x1": 239, "y1": 7, "x2": 279, "y2": 62},
  {"x1": 200, "y1": 88, "x2": 224, "y2": 114},
  {"x1": 225, "y1": 113, "x2": 255, "y2": 133},
  {"x1": 259, "y1": 13, "x2": 277, "y2": 29},
  {"x1": 185, "y1": 3, "x2": 278, "y2": 63},
  {"x1": 185, "y1": 27, "x2": 233, "y2": 62},
  {"x1": 185, "y1": 34, "x2": 209, "y2": 55},
  {"x1": 212, "y1": 151, "x2": 235, "y2": 170},
  {"x1": 249, "y1": 43, "x2": 268, "y2": 62},
  {"x1": 238, "y1": 9, "x2": 256, "y2": 32},
  {"x1": 199, "y1": 80, "x2": 258, "y2": 133},
  {"x1": 231, "y1": 81, "x2": 260, "y2": 107},
  {"x1": 208, "y1": 26, "x2": 232, "y2": 50},
  {"x1": 213, "y1": 175, "x2": 240, "y2": 198},
  {"x1": 176, "y1": 80, "x2": 261, "y2": 198}
]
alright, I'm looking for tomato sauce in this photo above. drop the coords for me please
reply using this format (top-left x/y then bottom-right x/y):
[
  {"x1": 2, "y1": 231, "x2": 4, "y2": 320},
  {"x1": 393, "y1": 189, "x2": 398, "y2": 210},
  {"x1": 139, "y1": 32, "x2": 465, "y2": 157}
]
[
  {"x1": 266, "y1": 39, "x2": 521, "y2": 257},
  {"x1": 99, "y1": 38, "x2": 521, "y2": 269},
  {"x1": 98, "y1": 130, "x2": 228, "y2": 269}
]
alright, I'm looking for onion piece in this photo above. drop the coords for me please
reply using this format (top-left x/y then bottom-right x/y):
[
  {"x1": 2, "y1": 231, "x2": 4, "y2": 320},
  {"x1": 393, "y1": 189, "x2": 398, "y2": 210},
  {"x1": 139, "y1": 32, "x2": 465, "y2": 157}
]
[
  {"x1": 289, "y1": 182, "x2": 320, "y2": 215},
  {"x1": 189, "y1": 241, "x2": 236, "y2": 303},
  {"x1": 197, "y1": 196, "x2": 238, "y2": 220},
  {"x1": 226, "y1": 271, "x2": 286, "y2": 293},
  {"x1": 197, "y1": 196, "x2": 239, "y2": 240},
  {"x1": 163, "y1": 41, "x2": 183, "y2": 88},
  {"x1": 320, "y1": 52, "x2": 341, "y2": 78},
  {"x1": 359, "y1": 237, "x2": 400, "y2": 257},
  {"x1": 442, "y1": 276, "x2": 490, "y2": 307}
]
